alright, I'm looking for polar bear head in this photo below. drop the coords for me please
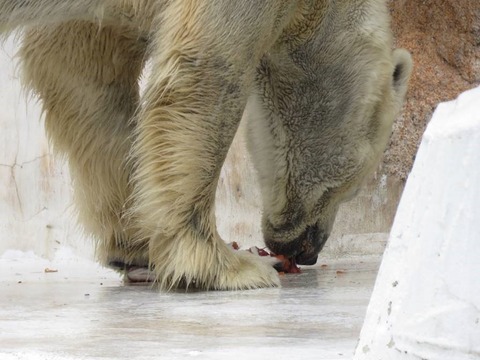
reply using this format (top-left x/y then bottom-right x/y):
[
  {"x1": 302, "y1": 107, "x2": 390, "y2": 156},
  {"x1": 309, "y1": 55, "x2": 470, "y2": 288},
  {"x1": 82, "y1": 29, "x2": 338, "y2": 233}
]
[{"x1": 246, "y1": 38, "x2": 412, "y2": 265}]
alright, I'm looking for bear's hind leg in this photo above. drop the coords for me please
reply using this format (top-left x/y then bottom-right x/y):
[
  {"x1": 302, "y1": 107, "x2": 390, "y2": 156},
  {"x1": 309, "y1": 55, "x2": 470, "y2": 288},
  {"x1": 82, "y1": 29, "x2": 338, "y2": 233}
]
[{"x1": 20, "y1": 21, "x2": 149, "y2": 270}]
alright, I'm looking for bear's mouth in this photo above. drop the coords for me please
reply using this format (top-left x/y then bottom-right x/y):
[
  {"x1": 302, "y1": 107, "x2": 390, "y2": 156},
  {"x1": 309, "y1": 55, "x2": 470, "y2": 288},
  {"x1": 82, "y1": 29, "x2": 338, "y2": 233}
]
[{"x1": 265, "y1": 224, "x2": 328, "y2": 266}]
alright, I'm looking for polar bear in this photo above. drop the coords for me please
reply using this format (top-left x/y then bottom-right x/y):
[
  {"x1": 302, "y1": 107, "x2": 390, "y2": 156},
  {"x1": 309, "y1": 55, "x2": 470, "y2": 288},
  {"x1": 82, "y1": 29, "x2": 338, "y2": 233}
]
[{"x1": 1, "y1": 0, "x2": 412, "y2": 290}]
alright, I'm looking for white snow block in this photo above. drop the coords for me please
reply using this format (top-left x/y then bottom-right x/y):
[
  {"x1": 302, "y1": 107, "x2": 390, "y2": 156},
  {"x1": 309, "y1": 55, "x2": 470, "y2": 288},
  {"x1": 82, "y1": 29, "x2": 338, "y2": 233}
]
[{"x1": 354, "y1": 86, "x2": 480, "y2": 360}]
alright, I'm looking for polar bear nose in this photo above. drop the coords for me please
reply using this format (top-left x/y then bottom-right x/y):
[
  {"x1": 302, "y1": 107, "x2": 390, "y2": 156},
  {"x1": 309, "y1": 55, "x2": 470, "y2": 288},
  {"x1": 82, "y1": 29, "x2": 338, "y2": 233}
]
[
  {"x1": 265, "y1": 224, "x2": 328, "y2": 265},
  {"x1": 295, "y1": 253, "x2": 318, "y2": 266},
  {"x1": 294, "y1": 225, "x2": 328, "y2": 265}
]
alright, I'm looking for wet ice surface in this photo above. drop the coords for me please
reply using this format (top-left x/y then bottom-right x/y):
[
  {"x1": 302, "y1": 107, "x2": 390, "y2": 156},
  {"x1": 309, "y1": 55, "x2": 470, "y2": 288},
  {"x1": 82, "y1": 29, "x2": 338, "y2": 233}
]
[{"x1": 0, "y1": 253, "x2": 380, "y2": 360}]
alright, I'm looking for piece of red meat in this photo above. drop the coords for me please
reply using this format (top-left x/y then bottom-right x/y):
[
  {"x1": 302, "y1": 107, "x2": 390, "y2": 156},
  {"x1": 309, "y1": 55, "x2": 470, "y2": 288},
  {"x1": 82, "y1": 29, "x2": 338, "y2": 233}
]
[
  {"x1": 242, "y1": 245, "x2": 301, "y2": 274},
  {"x1": 270, "y1": 254, "x2": 302, "y2": 274}
]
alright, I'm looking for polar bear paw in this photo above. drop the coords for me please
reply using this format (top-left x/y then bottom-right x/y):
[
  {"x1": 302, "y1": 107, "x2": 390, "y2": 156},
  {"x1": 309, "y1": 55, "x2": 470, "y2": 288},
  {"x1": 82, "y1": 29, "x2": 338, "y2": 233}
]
[{"x1": 210, "y1": 250, "x2": 280, "y2": 290}]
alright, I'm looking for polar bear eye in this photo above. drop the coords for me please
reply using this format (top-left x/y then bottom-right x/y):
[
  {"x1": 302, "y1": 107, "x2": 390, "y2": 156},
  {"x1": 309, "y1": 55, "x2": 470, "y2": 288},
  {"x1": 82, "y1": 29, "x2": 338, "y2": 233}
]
[
  {"x1": 393, "y1": 63, "x2": 403, "y2": 83},
  {"x1": 392, "y1": 48, "x2": 413, "y2": 95}
]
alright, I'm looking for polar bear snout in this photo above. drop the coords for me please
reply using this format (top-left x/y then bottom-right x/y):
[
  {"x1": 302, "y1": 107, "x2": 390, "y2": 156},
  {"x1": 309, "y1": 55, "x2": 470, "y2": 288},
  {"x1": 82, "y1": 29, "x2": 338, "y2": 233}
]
[{"x1": 265, "y1": 224, "x2": 329, "y2": 266}]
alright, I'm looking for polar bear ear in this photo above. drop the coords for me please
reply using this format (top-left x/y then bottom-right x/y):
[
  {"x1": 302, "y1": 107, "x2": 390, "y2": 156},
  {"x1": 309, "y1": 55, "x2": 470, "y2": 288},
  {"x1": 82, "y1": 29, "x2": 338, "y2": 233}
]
[{"x1": 392, "y1": 48, "x2": 413, "y2": 102}]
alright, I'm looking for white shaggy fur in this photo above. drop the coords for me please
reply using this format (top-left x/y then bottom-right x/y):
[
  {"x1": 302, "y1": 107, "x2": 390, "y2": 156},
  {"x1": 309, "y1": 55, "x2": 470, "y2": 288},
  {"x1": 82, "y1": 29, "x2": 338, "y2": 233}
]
[{"x1": 0, "y1": 0, "x2": 411, "y2": 290}]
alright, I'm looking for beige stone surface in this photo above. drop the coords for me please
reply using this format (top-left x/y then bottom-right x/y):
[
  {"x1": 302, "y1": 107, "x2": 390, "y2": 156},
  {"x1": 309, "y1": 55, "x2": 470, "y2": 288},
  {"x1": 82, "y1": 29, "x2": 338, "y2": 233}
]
[{"x1": 385, "y1": 0, "x2": 480, "y2": 180}]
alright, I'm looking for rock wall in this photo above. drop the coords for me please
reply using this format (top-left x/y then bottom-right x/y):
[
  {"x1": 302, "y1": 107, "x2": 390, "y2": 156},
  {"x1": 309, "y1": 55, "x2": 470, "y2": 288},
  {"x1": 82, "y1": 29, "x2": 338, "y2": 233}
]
[{"x1": 385, "y1": 0, "x2": 480, "y2": 180}]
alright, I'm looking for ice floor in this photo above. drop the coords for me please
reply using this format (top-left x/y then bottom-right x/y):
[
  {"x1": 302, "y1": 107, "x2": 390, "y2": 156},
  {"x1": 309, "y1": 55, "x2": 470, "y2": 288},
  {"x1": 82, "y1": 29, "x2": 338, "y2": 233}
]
[{"x1": 0, "y1": 252, "x2": 380, "y2": 360}]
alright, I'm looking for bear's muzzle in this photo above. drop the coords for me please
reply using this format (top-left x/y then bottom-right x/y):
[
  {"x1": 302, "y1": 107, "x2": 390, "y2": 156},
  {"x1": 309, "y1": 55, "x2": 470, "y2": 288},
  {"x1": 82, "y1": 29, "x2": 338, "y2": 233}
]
[{"x1": 265, "y1": 224, "x2": 329, "y2": 266}]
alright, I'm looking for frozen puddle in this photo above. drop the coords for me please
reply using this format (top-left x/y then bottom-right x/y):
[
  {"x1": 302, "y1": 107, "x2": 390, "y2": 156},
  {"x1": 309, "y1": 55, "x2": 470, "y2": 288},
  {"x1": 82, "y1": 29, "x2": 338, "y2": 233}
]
[{"x1": 0, "y1": 251, "x2": 379, "y2": 360}]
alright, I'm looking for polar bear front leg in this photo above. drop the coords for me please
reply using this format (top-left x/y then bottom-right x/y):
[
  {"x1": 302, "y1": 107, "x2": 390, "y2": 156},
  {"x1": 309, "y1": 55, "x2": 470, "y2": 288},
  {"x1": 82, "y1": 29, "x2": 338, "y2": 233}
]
[{"x1": 131, "y1": 2, "x2": 297, "y2": 290}]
